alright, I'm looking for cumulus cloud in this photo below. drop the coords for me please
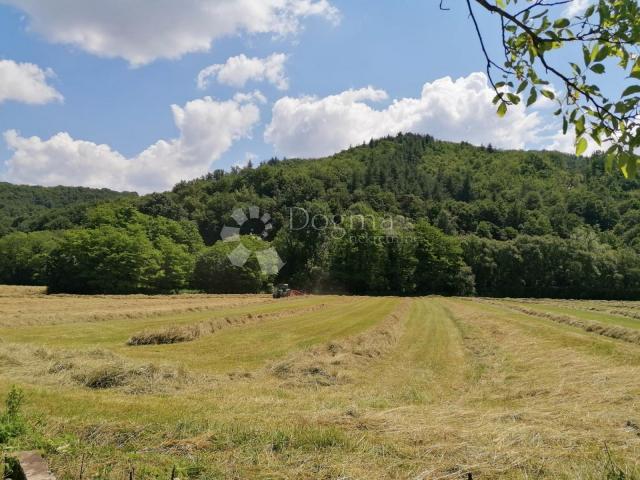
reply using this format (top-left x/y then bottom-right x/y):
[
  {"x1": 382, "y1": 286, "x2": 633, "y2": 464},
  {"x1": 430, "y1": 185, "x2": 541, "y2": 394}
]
[
  {"x1": 0, "y1": 59, "x2": 62, "y2": 105},
  {"x1": 198, "y1": 53, "x2": 289, "y2": 90},
  {"x1": 3, "y1": 96, "x2": 260, "y2": 192},
  {"x1": 3, "y1": 0, "x2": 339, "y2": 65},
  {"x1": 265, "y1": 72, "x2": 551, "y2": 158}
]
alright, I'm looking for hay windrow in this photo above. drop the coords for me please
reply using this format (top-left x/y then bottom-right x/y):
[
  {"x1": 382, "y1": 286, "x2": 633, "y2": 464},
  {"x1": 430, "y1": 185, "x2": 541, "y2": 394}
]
[
  {"x1": 0, "y1": 341, "x2": 195, "y2": 394},
  {"x1": 482, "y1": 300, "x2": 640, "y2": 345},
  {"x1": 126, "y1": 303, "x2": 329, "y2": 346},
  {"x1": 127, "y1": 325, "x2": 202, "y2": 345},
  {"x1": 268, "y1": 298, "x2": 411, "y2": 386},
  {"x1": 0, "y1": 291, "x2": 273, "y2": 327},
  {"x1": 507, "y1": 297, "x2": 640, "y2": 322}
]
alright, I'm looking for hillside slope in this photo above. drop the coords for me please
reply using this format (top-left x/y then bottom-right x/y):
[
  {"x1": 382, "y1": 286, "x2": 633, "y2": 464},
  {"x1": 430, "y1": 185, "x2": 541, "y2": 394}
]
[
  {"x1": 166, "y1": 133, "x2": 639, "y2": 246},
  {"x1": 0, "y1": 182, "x2": 136, "y2": 235}
]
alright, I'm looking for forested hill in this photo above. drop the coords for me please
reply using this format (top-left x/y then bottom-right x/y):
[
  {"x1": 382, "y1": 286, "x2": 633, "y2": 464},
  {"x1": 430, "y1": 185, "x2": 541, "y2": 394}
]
[
  {"x1": 169, "y1": 133, "x2": 638, "y2": 246},
  {"x1": 2, "y1": 133, "x2": 640, "y2": 299},
  {"x1": 0, "y1": 182, "x2": 136, "y2": 235}
]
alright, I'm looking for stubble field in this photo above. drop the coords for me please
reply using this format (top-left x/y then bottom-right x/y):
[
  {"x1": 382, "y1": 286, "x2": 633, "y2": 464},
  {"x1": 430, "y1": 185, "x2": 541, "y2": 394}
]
[{"x1": 0, "y1": 286, "x2": 639, "y2": 479}]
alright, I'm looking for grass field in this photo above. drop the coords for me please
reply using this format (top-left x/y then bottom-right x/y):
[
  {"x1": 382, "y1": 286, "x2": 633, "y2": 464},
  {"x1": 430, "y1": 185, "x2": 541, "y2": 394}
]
[{"x1": 1, "y1": 287, "x2": 639, "y2": 479}]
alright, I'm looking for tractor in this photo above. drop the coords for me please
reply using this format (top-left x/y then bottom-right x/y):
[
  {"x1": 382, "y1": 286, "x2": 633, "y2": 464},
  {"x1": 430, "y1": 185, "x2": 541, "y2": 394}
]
[{"x1": 272, "y1": 283, "x2": 305, "y2": 298}]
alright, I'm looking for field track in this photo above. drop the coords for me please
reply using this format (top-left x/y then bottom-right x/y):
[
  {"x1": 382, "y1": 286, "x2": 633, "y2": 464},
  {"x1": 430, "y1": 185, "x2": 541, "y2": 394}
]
[{"x1": 1, "y1": 287, "x2": 639, "y2": 479}]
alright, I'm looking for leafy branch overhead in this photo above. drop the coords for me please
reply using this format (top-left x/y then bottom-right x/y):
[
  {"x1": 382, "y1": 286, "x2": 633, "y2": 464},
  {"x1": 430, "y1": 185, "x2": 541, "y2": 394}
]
[{"x1": 445, "y1": 0, "x2": 640, "y2": 177}]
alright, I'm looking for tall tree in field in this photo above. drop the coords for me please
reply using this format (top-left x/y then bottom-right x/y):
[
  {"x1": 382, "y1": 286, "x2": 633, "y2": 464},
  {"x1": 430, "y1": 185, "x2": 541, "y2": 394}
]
[{"x1": 448, "y1": 0, "x2": 640, "y2": 176}]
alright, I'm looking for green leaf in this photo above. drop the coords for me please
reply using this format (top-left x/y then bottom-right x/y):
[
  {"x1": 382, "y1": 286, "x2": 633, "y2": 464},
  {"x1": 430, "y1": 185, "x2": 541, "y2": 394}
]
[
  {"x1": 622, "y1": 85, "x2": 640, "y2": 97},
  {"x1": 553, "y1": 18, "x2": 570, "y2": 28},
  {"x1": 594, "y1": 45, "x2": 609, "y2": 63},
  {"x1": 497, "y1": 102, "x2": 507, "y2": 118},
  {"x1": 575, "y1": 137, "x2": 588, "y2": 156},
  {"x1": 541, "y1": 90, "x2": 555, "y2": 100},
  {"x1": 590, "y1": 63, "x2": 605, "y2": 74},
  {"x1": 506, "y1": 93, "x2": 520, "y2": 105},
  {"x1": 620, "y1": 154, "x2": 638, "y2": 179},
  {"x1": 630, "y1": 59, "x2": 640, "y2": 80},
  {"x1": 605, "y1": 153, "x2": 616, "y2": 173},
  {"x1": 575, "y1": 116, "x2": 586, "y2": 137},
  {"x1": 526, "y1": 88, "x2": 538, "y2": 107},
  {"x1": 516, "y1": 80, "x2": 528, "y2": 94},
  {"x1": 582, "y1": 45, "x2": 591, "y2": 66}
]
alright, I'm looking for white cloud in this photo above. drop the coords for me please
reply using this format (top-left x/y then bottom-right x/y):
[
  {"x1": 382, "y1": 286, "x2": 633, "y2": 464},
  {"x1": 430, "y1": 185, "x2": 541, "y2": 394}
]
[
  {"x1": 233, "y1": 90, "x2": 268, "y2": 104},
  {"x1": 548, "y1": 128, "x2": 605, "y2": 157},
  {"x1": 3, "y1": 96, "x2": 260, "y2": 193},
  {"x1": 564, "y1": 0, "x2": 592, "y2": 17},
  {"x1": 0, "y1": 59, "x2": 62, "y2": 105},
  {"x1": 3, "y1": 0, "x2": 339, "y2": 66},
  {"x1": 198, "y1": 53, "x2": 289, "y2": 90},
  {"x1": 265, "y1": 72, "x2": 550, "y2": 158}
]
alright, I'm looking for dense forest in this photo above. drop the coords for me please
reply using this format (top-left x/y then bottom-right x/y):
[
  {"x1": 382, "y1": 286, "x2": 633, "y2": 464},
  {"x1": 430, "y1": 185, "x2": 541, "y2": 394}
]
[
  {"x1": 0, "y1": 182, "x2": 135, "y2": 236},
  {"x1": 1, "y1": 133, "x2": 639, "y2": 298}
]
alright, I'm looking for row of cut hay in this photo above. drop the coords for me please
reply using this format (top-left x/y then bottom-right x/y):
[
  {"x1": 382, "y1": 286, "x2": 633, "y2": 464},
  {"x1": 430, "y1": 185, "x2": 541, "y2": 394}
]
[
  {"x1": 0, "y1": 296, "x2": 273, "y2": 327},
  {"x1": 496, "y1": 297, "x2": 640, "y2": 323},
  {"x1": 267, "y1": 298, "x2": 412, "y2": 386},
  {"x1": 525, "y1": 297, "x2": 640, "y2": 313},
  {"x1": 482, "y1": 300, "x2": 640, "y2": 345},
  {"x1": 580, "y1": 305, "x2": 640, "y2": 321},
  {"x1": 0, "y1": 341, "x2": 194, "y2": 393},
  {"x1": 524, "y1": 297, "x2": 640, "y2": 320},
  {"x1": 492, "y1": 296, "x2": 640, "y2": 311},
  {"x1": 126, "y1": 325, "x2": 202, "y2": 345},
  {"x1": 126, "y1": 303, "x2": 329, "y2": 346}
]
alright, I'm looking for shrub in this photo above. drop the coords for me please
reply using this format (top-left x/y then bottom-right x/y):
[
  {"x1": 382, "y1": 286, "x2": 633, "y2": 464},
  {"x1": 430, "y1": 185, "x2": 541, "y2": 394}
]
[{"x1": 0, "y1": 386, "x2": 26, "y2": 444}]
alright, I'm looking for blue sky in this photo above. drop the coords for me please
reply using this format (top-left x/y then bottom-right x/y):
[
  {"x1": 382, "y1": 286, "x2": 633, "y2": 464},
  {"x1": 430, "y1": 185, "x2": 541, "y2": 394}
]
[{"x1": 0, "y1": 0, "x2": 605, "y2": 193}]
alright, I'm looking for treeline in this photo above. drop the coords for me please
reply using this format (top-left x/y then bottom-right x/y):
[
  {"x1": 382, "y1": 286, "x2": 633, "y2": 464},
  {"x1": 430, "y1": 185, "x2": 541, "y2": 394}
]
[
  {"x1": 1, "y1": 133, "x2": 639, "y2": 298},
  {"x1": 0, "y1": 202, "x2": 472, "y2": 295},
  {"x1": 463, "y1": 233, "x2": 640, "y2": 299}
]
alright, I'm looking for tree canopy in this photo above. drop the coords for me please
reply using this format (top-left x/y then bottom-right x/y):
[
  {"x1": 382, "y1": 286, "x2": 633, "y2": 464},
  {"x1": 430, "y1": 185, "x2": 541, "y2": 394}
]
[{"x1": 455, "y1": 0, "x2": 640, "y2": 176}]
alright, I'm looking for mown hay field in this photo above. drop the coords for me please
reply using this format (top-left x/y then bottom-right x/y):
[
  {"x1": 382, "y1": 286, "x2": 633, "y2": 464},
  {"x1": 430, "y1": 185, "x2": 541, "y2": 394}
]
[{"x1": 0, "y1": 286, "x2": 639, "y2": 479}]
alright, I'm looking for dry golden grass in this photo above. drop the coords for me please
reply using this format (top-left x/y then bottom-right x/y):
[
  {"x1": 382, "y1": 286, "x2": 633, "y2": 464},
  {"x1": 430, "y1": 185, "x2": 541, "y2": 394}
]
[
  {"x1": 0, "y1": 285, "x2": 46, "y2": 297},
  {"x1": 1, "y1": 291, "x2": 639, "y2": 479},
  {"x1": 0, "y1": 284, "x2": 272, "y2": 327}
]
